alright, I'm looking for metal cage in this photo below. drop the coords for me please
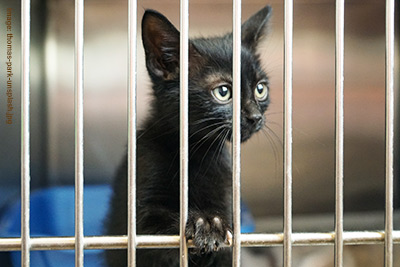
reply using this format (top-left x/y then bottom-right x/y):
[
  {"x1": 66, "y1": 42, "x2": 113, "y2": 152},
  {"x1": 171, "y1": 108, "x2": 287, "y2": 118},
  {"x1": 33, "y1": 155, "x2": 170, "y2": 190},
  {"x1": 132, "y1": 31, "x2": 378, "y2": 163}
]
[{"x1": 0, "y1": 0, "x2": 398, "y2": 267}]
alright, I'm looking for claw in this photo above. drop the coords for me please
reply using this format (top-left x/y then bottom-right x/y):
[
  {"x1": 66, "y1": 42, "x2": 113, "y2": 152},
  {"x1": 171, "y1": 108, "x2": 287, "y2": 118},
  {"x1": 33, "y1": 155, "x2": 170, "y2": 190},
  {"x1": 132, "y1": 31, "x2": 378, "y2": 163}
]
[
  {"x1": 225, "y1": 230, "x2": 233, "y2": 246},
  {"x1": 213, "y1": 241, "x2": 219, "y2": 252}
]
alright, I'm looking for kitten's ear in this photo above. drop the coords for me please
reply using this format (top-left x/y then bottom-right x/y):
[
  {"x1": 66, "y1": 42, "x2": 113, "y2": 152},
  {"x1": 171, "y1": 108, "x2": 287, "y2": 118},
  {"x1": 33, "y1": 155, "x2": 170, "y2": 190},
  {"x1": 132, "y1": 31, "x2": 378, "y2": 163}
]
[
  {"x1": 142, "y1": 10, "x2": 180, "y2": 80},
  {"x1": 241, "y1": 5, "x2": 272, "y2": 51}
]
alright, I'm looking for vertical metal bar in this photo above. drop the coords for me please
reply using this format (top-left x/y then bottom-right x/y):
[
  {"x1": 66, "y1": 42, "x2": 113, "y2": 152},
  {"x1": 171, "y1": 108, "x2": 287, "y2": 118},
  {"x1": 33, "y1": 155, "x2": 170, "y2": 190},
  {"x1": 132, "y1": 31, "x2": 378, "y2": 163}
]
[
  {"x1": 232, "y1": 0, "x2": 241, "y2": 266},
  {"x1": 127, "y1": 0, "x2": 137, "y2": 266},
  {"x1": 179, "y1": 0, "x2": 189, "y2": 266},
  {"x1": 385, "y1": 0, "x2": 395, "y2": 266},
  {"x1": 21, "y1": 0, "x2": 31, "y2": 265},
  {"x1": 74, "y1": 0, "x2": 84, "y2": 266},
  {"x1": 334, "y1": 1, "x2": 345, "y2": 267},
  {"x1": 283, "y1": 0, "x2": 293, "y2": 266}
]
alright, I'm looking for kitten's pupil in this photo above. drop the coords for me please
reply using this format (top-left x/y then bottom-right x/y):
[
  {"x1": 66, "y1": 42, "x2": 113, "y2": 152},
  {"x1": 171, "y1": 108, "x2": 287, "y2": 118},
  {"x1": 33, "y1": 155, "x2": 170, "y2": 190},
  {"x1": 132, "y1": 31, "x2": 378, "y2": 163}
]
[
  {"x1": 256, "y1": 83, "x2": 264, "y2": 93},
  {"x1": 219, "y1": 86, "x2": 229, "y2": 97}
]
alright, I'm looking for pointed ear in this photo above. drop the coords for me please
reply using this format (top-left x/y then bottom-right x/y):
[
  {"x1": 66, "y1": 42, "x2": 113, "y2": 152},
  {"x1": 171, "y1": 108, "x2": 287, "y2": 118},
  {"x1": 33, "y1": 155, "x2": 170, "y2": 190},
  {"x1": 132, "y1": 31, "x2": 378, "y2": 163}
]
[
  {"x1": 142, "y1": 10, "x2": 180, "y2": 80},
  {"x1": 241, "y1": 5, "x2": 272, "y2": 51}
]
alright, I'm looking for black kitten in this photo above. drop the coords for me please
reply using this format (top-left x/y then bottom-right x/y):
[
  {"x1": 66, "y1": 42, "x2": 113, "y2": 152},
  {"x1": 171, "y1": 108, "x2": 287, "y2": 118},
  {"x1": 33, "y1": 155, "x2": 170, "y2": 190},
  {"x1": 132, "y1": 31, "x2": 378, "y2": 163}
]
[{"x1": 105, "y1": 6, "x2": 271, "y2": 267}]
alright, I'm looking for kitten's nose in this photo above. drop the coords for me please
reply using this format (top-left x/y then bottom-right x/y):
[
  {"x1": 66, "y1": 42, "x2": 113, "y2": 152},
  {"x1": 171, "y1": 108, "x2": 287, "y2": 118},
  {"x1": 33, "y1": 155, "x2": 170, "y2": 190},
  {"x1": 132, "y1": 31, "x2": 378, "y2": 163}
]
[
  {"x1": 244, "y1": 101, "x2": 263, "y2": 128},
  {"x1": 248, "y1": 113, "x2": 263, "y2": 126}
]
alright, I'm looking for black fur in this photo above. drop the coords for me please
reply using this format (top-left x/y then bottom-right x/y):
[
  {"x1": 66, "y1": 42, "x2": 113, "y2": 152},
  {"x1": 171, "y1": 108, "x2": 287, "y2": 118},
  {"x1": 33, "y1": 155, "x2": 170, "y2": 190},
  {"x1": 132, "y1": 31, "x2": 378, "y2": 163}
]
[{"x1": 105, "y1": 5, "x2": 271, "y2": 267}]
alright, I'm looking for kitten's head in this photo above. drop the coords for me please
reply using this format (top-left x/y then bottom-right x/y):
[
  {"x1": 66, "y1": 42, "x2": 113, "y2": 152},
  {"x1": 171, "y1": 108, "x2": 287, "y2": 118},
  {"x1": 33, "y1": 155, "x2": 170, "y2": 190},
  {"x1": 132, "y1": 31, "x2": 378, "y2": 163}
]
[{"x1": 142, "y1": 6, "x2": 271, "y2": 143}]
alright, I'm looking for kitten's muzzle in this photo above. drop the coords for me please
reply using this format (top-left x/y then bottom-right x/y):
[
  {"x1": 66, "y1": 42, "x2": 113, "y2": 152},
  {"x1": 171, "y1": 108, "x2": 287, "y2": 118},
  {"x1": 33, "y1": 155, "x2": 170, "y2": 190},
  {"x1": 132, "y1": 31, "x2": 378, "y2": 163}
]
[
  {"x1": 248, "y1": 112, "x2": 263, "y2": 126},
  {"x1": 243, "y1": 101, "x2": 263, "y2": 130},
  {"x1": 244, "y1": 110, "x2": 264, "y2": 132}
]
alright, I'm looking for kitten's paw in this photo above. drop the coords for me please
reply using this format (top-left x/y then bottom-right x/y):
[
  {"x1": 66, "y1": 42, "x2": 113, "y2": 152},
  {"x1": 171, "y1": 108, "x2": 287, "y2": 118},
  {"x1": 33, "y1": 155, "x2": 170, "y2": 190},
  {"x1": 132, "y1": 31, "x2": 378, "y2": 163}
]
[{"x1": 186, "y1": 215, "x2": 232, "y2": 255}]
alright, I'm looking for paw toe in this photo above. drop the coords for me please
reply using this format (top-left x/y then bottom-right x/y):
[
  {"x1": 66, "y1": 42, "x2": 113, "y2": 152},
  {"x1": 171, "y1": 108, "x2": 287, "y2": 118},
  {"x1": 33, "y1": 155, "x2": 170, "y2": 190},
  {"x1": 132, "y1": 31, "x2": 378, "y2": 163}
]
[{"x1": 186, "y1": 215, "x2": 231, "y2": 255}]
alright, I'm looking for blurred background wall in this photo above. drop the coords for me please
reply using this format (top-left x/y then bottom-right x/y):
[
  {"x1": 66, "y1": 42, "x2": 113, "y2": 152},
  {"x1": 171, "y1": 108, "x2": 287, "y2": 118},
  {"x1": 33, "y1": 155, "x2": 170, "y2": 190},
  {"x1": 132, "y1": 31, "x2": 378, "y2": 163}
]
[{"x1": 0, "y1": 0, "x2": 399, "y2": 231}]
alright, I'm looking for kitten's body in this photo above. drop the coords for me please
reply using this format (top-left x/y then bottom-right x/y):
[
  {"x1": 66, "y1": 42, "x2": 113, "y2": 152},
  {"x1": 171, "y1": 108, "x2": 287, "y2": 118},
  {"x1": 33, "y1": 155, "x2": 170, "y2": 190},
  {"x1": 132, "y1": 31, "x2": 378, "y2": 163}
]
[{"x1": 105, "y1": 6, "x2": 271, "y2": 267}]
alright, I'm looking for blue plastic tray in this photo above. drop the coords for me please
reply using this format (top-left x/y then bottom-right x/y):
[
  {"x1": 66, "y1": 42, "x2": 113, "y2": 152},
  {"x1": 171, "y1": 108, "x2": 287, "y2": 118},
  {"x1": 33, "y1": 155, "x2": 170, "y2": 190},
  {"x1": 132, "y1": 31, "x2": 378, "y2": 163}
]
[
  {"x1": 0, "y1": 185, "x2": 111, "y2": 267},
  {"x1": 0, "y1": 185, "x2": 254, "y2": 267}
]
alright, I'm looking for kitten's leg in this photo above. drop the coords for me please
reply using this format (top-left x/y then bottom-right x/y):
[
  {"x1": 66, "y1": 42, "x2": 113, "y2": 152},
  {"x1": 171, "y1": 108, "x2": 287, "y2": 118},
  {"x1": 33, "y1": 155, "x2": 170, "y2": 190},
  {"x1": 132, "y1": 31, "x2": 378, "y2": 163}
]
[
  {"x1": 104, "y1": 249, "x2": 126, "y2": 267},
  {"x1": 137, "y1": 208, "x2": 233, "y2": 266},
  {"x1": 189, "y1": 249, "x2": 232, "y2": 267}
]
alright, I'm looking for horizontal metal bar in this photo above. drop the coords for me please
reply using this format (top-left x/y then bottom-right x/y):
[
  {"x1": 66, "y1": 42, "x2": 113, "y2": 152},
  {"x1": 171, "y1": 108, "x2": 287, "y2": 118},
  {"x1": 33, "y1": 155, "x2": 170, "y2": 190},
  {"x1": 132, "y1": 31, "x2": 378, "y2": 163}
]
[{"x1": 1, "y1": 231, "x2": 399, "y2": 251}]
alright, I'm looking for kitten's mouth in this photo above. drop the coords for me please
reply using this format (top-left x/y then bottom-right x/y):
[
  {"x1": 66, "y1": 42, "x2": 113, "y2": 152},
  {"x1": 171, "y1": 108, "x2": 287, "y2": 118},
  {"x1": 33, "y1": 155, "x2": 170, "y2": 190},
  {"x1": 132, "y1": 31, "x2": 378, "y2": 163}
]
[
  {"x1": 241, "y1": 127, "x2": 261, "y2": 142},
  {"x1": 243, "y1": 116, "x2": 264, "y2": 141},
  {"x1": 225, "y1": 122, "x2": 264, "y2": 143}
]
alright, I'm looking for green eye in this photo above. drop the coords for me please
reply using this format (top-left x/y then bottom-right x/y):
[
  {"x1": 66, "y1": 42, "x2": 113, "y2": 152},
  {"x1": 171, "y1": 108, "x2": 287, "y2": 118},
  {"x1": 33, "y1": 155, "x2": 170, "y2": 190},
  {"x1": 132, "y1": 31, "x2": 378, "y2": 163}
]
[
  {"x1": 255, "y1": 82, "x2": 268, "y2": 100},
  {"x1": 212, "y1": 85, "x2": 231, "y2": 103}
]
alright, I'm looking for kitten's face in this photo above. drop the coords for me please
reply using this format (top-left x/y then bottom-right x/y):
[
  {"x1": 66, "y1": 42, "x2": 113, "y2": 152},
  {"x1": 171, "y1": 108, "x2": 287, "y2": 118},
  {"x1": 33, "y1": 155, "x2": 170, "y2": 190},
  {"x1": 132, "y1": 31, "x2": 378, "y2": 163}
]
[
  {"x1": 187, "y1": 37, "x2": 270, "y2": 142},
  {"x1": 142, "y1": 6, "x2": 272, "y2": 143}
]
